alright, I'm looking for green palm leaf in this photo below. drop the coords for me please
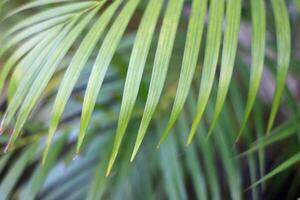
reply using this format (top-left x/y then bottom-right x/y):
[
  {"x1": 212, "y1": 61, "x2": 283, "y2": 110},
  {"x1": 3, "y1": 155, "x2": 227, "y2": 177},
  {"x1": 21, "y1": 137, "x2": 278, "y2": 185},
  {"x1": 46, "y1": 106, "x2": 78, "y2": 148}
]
[
  {"x1": 42, "y1": 7, "x2": 102, "y2": 162},
  {"x1": 104, "y1": 0, "x2": 163, "y2": 163},
  {"x1": 158, "y1": 0, "x2": 207, "y2": 147},
  {"x1": 207, "y1": 0, "x2": 241, "y2": 138},
  {"x1": 237, "y1": 0, "x2": 266, "y2": 140},
  {"x1": 0, "y1": 1, "x2": 298, "y2": 197},
  {"x1": 130, "y1": 0, "x2": 184, "y2": 161},
  {"x1": 77, "y1": 0, "x2": 122, "y2": 155},
  {"x1": 187, "y1": 0, "x2": 224, "y2": 144},
  {"x1": 2, "y1": 0, "x2": 74, "y2": 20},
  {"x1": 266, "y1": 0, "x2": 291, "y2": 133}
]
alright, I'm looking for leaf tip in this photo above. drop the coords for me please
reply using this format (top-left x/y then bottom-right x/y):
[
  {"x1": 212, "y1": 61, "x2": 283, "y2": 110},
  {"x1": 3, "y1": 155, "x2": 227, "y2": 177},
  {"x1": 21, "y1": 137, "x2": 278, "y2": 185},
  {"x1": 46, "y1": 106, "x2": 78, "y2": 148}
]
[
  {"x1": 106, "y1": 152, "x2": 117, "y2": 177},
  {"x1": 130, "y1": 145, "x2": 138, "y2": 162},
  {"x1": 235, "y1": 136, "x2": 241, "y2": 143},
  {"x1": 4, "y1": 130, "x2": 15, "y2": 153},
  {"x1": 205, "y1": 127, "x2": 214, "y2": 141},
  {"x1": 105, "y1": 162, "x2": 113, "y2": 177},
  {"x1": 187, "y1": 121, "x2": 199, "y2": 145},
  {"x1": 186, "y1": 132, "x2": 194, "y2": 145},
  {"x1": 186, "y1": 137, "x2": 192, "y2": 146},
  {"x1": 130, "y1": 154, "x2": 135, "y2": 163},
  {"x1": 157, "y1": 121, "x2": 174, "y2": 148},
  {"x1": 76, "y1": 136, "x2": 84, "y2": 156},
  {"x1": 157, "y1": 136, "x2": 166, "y2": 149},
  {"x1": 4, "y1": 143, "x2": 10, "y2": 153},
  {"x1": 42, "y1": 141, "x2": 51, "y2": 166},
  {"x1": 235, "y1": 127, "x2": 244, "y2": 143},
  {"x1": 41, "y1": 151, "x2": 48, "y2": 166},
  {"x1": 266, "y1": 121, "x2": 273, "y2": 136}
]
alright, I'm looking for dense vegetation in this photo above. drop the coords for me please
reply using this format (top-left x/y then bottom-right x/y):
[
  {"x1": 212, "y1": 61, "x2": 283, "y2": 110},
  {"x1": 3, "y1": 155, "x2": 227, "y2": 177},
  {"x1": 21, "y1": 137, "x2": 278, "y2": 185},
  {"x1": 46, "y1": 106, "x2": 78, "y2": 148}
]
[{"x1": 0, "y1": 0, "x2": 300, "y2": 199}]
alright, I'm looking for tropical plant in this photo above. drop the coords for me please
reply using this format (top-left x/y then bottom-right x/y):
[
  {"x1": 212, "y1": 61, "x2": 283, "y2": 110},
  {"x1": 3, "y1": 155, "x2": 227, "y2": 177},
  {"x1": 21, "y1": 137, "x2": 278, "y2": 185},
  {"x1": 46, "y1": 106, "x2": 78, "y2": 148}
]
[{"x1": 0, "y1": 0, "x2": 300, "y2": 199}]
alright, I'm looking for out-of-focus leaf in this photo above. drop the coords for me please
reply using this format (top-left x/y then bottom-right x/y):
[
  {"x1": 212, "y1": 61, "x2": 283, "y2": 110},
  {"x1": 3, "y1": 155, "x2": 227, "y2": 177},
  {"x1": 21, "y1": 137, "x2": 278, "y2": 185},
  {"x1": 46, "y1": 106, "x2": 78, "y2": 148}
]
[
  {"x1": 177, "y1": 115, "x2": 207, "y2": 200},
  {"x1": 20, "y1": 135, "x2": 67, "y2": 200},
  {"x1": 254, "y1": 102, "x2": 266, "y2": 188},
  {"x1": 1, "y1": 14, "x2": 72, "y2": 54},
  {"x1": 1, "y1": 25, "x2": 64, "y2": 133},
  {"x1": 37, "y1": 0, "x2": 118, "y2": 158},
  {"x1": 187, "y1": 93, "x2": 221, "y2": 200},
  {"x1": 10, "y1": 7, "x2": 102, "y2": 162},
  {"x1": 158, "y1": 126, "x2": 187, "y2": 200},
  {"x1": 0, "y1": 153, "x2": 11, "y2": 172},
  {"x1": 295, "y1": 0, "x2": 300, "y2": 10},
  {"x1": 0, "y1": 32, "x2": 46, "y2": 94},
  {"x1": 0, "y1": 144, "x2": 37, "y2": 200},
  {"x1": 72, "y1": 0, "x2": 141, "y2": 176},
  {"x1": 238, "y1": 115, "x2": 300, "y2": 157},
  {"x1": 230, "y1": 75, "x2": 260, "y2": 199},
  {"x1": 47, "y1": 0, "x2": 138, "y2": 172},
  {"x1": 249, "y1": 152, "x2": 300, "y2": 188},
  {"x1": 3, "y1": 22, "x2": 74, "y2": 149}
]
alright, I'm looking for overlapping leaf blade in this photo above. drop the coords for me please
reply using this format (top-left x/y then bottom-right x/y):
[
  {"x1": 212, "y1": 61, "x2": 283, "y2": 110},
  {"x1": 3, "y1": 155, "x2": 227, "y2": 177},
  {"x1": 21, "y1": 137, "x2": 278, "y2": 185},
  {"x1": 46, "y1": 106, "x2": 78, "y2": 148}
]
[
  {"x1": 39, "y1": 6, "x2": 104, "y2": 162},
  {"x1": 21, "y1": 135, "x2": 66, "y2": 200},
  {"x1": 76, "y1": 0, "x2": 123, "y2": 154},
  {"x1": 238, "y1": 115, "x2": 300, "y2": 158},
  {"x1": 0, "y1": 144, "x2": 37, "y2": 200},
  {"x1": 130, "y1": 0, "x2": 184, "y2": 163},
  {"x1": 187, "y1": 0, "x2": 225, "y2": 144},
  {"x1": 249, "y1": 152, "x2": 300, "y2": 189},
  {"x1": 0, "y1": 32, "x2": 46, "y2": 94},
  {"x1": 267, "y1": 0, "x2": 291, "y2": 133},
  {"x1": 1, "y1": 14, "x2": 72, "y2": 53},
  {"x1": 237, "y1": 0, "x2": 266, "y2": 140},
  {"x1": 1, "y1": 25, "x2": 64, "y2": 133},
  {"x1": 98, "y1": 0, "x2": 164, "y2": 162},
  {"x1": 68, "y1": 0, "x2": 140, "y2": 176},
  {"x1": 3, "y1": 1, "x2": 98, "y2": 38},
  {"x1": 157, "y1": 0, "x2": 207, "y2": 146},
  {"x1": 187, "y1": 94, "x2": 221, "y2": 200},
  {"x1": 4, "y1": 22, "x2": 76, "y2": 150},
  {"x1": 0, "y1": 1, "x2": 298, "y2": 194},
  {"x1": 207, "y1": 0, "x2": 241, "y2": 138}
]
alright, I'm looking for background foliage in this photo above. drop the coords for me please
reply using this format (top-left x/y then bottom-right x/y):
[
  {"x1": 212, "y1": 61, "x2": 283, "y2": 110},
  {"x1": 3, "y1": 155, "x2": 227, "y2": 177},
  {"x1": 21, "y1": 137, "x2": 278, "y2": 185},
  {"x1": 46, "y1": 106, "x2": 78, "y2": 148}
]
[{"x1": 0, "y1": 0, "x2": 300, "y2": 199}]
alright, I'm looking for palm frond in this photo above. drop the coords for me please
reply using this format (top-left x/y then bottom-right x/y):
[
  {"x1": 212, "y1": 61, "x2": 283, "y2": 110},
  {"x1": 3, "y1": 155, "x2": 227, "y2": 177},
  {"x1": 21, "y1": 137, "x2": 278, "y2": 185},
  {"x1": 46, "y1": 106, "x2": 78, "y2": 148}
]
[
  {"x1": 237, "y1": 0, "x2": 266, "y2": 139},
  {"x1": 187, "y1": 0, "x2": 224, "y2": 144},
  {"x1": 0, "y1": 1, "x2": 299, "y2": 198},
  {"x1": 266, "y1": 0, "x2": 291, "y2": 133}
]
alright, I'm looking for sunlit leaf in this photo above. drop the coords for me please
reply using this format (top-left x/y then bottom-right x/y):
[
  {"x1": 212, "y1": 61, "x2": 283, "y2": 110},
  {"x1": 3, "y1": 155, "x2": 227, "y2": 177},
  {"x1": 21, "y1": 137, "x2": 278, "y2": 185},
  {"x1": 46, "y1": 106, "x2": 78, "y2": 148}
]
[
  {"x1": 266, "y1": 0, "x2": 291, "y2": 133},
  {"x1": 187, "y1": 0, "x2": 225, "y2": 144},
  {"x1": 207, "y1": 0, "x2": 241, "y2": 138},
  {"x1": 158, "y1": 0, "x2": 207, "y2": 146},
  {"x1": 129, "y1": 0, "x2": 184, "y2": 163},
  {"x1": 236, "y1": 0, "x2": 266, "y2": 140},
  {"x1": 104, "y1": 0, "x2": 164, "y2": 162}
]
